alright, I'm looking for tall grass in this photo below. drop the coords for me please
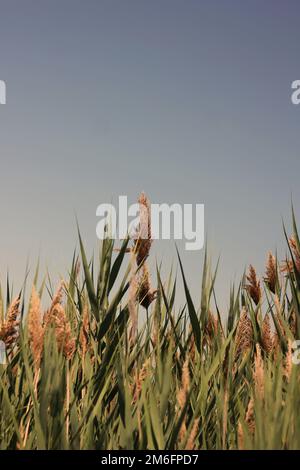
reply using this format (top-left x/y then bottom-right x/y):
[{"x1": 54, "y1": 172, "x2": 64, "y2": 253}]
[{"x1": 1, "y1": 199, "x2": 300, "y2": 450}]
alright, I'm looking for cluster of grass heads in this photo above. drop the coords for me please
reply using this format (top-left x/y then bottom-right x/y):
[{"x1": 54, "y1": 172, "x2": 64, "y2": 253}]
[{"x1": 1, "y1": 208, "x2": 300, "y2": 450}]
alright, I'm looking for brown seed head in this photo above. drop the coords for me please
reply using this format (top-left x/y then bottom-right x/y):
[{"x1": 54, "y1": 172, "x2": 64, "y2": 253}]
[
  {"x1": 264, "y1": 252, "x2": 277, "y2": 294},
  {"x1": 0, "y1": 297, "x2": 20, "y2": 349},
  {"x1": 235, "y1": 308, "x2": 253, "y2": 357},
  {"x1": 245, "y1": 265, "x2": 261, "y2": 305},
  {"x1": 134, "y1": 192, "x2": 152, "y2": 266},
  {"x1": 136, "y1": 263, "x2": 157, "y2": 309}
]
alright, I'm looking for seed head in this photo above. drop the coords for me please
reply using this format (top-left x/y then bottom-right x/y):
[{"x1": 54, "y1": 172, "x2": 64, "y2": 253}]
[
  {"x1": 235, "y1": 308, "x2": 253, "y2": 357},
  {"x1": 264, "y1": 252, "x2": 277, "y2": 294},
  {"x1": 245, "y1": 265, "x2": 261, "y2": 305}
]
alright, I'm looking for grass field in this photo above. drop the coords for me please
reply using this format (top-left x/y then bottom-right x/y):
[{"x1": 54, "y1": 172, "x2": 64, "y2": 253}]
[{"x1": 1, "y1": 196, "x2": 300, "y2": 450}]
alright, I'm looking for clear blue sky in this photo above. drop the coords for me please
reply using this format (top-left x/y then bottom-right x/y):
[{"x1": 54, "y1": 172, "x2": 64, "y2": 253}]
[{"x1": 0, "y1": 0, "x2": 300, "y2": 309}]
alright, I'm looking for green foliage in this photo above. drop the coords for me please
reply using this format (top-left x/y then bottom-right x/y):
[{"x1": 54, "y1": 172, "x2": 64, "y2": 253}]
[{"x1": 0, "y1": 217, "x2": 300, "y2": 450}]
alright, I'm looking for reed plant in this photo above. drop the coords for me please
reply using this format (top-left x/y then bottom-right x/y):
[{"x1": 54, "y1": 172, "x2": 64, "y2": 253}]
[{"x1": 1, "y1": 196, "x2": 300, "y2": 450}]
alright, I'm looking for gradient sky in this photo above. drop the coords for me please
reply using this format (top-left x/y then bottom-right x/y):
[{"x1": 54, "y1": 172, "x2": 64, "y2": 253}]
[{"x1": 0, "y1": 0, "x2": 300, "y2": 309}]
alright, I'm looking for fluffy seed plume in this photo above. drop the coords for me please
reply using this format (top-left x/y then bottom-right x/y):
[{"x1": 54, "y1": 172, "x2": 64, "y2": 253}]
[
  {"x1": 0, "y1": 297, "x2": 20, "y2": 349},
  {"x1": 136, "y1": 264, "x2": 157, "y2": 310},
  {"x1": 134, "y1": 192, "x2": 152, "y2": 266},
  {"x1": 289, "y1": 237, "x2": 300, "y2": 272},
  {"x1": 133, "y1": 359, "x2": 149, "y2": 403},
  {"x1": 245, "y1": 265, "x2": 261, "y2": 305},
  {"x1": 127, "y1": 193, "x2": 156, "y2": 312},
  {"x1": 28, "y1": 287, "x2": 45, "y2": 369},
  {"x1": 235, "y1": 308, "x2": 253, "y2": 357},
  {"x1": 205, "y1": 310, "x2": 219, "y2": 339},
  {"x1": 281, "y1": 237, "x2": 300, "y2": 274},
  {"x1": 45, "y1": 283, "x2": 75, "y2": 360},
  {"x1": 261, "y1": 314, "x2": 272, "y2": 354},
  {"x1": 264, "y1": 252, "x2": 277, "y2": 294}
]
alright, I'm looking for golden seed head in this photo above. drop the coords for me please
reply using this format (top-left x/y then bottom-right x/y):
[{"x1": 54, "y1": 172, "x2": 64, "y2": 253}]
[
  {"x1": 235, "y1": 308, "x2": 253, "y2": 357},
  {"x1": 28, "y1": 287, "x2": 45, "y2": 369},
  {"x1": 261, "y1": 314, "x2": 272, "y2": 354}
]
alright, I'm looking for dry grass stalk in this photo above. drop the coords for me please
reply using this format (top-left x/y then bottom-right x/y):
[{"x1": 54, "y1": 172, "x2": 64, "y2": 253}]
[
  {"x1": 264, "y1": 252, "x2": 277, "y2": 294},
  {"x1": 0, "y1": 297, "x2": 20, "y2": 349},
  {"x1": 28, "y1": 287, "x2": 45, "y2": 369},
  {"x1": 261, "y1": 314, "x2": 272, "y2": 354},
  {"x1": 245, "y1": 265, "x2": 261, "y2": 305},
  {"x1": 235, "y1": 308, "x2": 253, "y2": 357}
]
